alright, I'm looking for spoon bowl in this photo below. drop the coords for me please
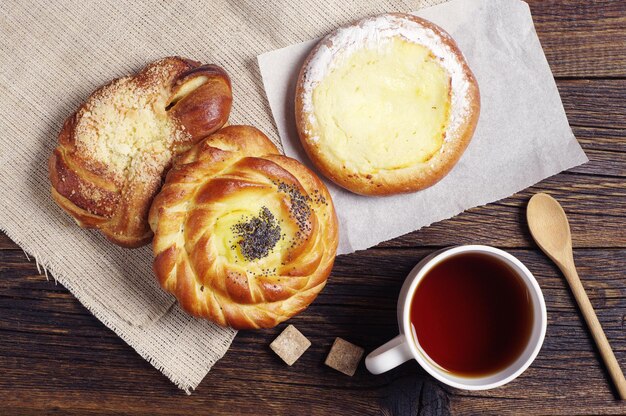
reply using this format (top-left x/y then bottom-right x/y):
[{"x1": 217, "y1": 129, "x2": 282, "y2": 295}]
[{"x1": 527, "y1": 193, "x2": 572, "y2": 266}]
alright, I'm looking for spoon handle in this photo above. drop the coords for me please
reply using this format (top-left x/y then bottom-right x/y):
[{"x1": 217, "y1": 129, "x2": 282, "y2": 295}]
[{"x1": 561, "y1": 261, "x2": 626, "y2": 400}]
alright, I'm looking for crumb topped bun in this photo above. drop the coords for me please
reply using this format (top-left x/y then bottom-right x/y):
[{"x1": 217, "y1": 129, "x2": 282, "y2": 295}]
[
  {"x1": 49, "y1": 57, "x2": 232, "y2": 247},
  {"x1": 295, "y1": 13, "x2": 480, "y2": 195}
]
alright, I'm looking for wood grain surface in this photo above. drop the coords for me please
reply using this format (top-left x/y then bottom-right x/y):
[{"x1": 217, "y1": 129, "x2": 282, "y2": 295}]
[{"x1": 1, "y1": 1, "x2": 625, "y2": 414}]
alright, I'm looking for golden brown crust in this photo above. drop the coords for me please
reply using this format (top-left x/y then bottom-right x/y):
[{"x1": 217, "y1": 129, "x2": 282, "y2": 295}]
[
  {"x1": 49, "y1": 57, "x2": 232, "y2": 247},
  {"x1": 295, "y1": 13, "x2": 480, "y2": 196},
  {"x1": 149, "y1": 125, "x2": 338, "y2": 329}
]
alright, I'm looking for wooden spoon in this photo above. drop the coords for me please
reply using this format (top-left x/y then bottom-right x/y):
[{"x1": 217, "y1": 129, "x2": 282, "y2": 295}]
[{"x1": 527, "y1": 193, "x2": 626, "y2": 400}]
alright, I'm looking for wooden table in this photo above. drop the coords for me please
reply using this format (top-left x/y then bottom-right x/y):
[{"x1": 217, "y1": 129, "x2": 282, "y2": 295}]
[{"x1": 1, "y1": 1, "x2": 625, "y2": 414}]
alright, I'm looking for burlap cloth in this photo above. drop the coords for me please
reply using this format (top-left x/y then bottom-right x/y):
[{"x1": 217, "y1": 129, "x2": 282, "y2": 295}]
[{"x1": 0, "y1": 0, "x2": 448, "y2": 392}]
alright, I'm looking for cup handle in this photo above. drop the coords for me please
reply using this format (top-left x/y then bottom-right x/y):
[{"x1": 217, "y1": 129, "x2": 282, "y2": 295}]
[{"x1": 365, "y1": 334, "x2": 414, "y2": 374}]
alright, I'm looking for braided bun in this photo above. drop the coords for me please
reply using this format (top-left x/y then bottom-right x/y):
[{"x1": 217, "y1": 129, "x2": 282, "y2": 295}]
[
  {"x1": 149, "y1": 126, "x2": 338, "y2": 329},
  {"x1": 49, "y1": 57, "x2": 232, "y2": 247}
]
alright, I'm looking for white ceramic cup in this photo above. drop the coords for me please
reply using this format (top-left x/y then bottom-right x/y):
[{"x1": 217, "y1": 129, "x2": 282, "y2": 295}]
[{"x1": 365, "y1": 245, "x2": 547, "y2": 390}]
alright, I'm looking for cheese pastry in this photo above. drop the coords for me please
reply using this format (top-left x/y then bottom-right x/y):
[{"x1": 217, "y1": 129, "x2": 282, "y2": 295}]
[{"x1": 296, "y1": 14, "x2": 480, "y2": 195}]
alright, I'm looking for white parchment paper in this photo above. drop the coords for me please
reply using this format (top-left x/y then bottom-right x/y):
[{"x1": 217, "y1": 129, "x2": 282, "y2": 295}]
[{"x1": 258, "y1": 0, "x2": 588, "y2": 255}]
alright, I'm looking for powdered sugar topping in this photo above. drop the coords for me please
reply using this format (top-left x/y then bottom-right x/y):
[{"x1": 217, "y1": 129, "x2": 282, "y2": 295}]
[{"x1": 300, "y1": 14, "x2": 472, "y2": 150}]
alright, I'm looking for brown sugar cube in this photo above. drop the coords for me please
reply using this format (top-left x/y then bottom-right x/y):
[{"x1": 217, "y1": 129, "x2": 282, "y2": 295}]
[
  {"x1": 270, "y1": 324, "x2": 311, "y2": 366},
  {"x1": 325, "y1": 337, "x2": 365, "y2": 376}
]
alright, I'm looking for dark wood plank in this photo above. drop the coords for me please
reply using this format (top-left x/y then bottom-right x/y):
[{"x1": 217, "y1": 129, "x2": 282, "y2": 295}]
[
  {"x1": 527, "y1": 0, "x2": 626, "y2": 77},
  {"x1": 1, "y1": 247, "x2": 626, "y2": 415},
  {"x1": 558, "y1": 79, "x2": 626, "y2": 129},
  {"x1": 0, "y1": 232, "x2": 20, "y2": 249},
  {"x1": 574, "y1": 126, "x2": 626, "y2": 154},
  {"x1": 380, "y1": 173, "x2": 626, "y2": 249},
  {"x1": 570, "y1": 126, "x2": 626, "y2": 178}
]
